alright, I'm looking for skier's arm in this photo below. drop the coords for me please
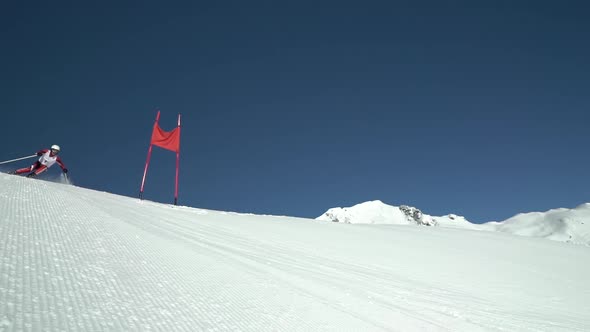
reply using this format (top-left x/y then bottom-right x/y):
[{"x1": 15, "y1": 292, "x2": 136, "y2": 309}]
[
  {"x1": 56, "y1": 157, "x2": 68, "y2": 172},
  {"x1": 36, "y1": 149, "x2": 48, "y2": 156}
]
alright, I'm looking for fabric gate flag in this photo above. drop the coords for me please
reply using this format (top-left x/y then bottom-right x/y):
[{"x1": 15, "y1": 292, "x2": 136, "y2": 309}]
[{"x1": 151, "y1": 123, "x2": 180, "y2": 152}]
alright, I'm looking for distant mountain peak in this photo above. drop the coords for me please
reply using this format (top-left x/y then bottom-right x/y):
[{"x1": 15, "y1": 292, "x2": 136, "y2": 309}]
[
  {"x1": 318, "y1": 200, "x2": 590, "y2": 245},
  {"x1": 318, "y1": 201, "x2": 436, "y2": 226}
]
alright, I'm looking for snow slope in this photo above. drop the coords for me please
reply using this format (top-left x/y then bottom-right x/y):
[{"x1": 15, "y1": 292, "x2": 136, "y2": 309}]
[
  {"x1": 318, "y1": 200, "x2": 590, "y2": 245},
  {"x1": 1, "y1": 174, "x2": 590, "y2": 331}
]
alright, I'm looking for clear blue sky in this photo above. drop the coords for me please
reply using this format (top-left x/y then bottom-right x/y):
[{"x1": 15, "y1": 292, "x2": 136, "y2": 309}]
[{"x1": 1, "y1": 1, "x2": 588, "y2": 222}]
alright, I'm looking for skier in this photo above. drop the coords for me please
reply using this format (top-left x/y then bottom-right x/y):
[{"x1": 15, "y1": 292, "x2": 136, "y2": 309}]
[{"x1": 12, "y1": 145, "x2": 68, "y2": 178}]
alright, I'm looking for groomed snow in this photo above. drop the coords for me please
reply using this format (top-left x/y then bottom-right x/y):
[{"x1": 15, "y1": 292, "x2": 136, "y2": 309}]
[{"x1": 1, "y1": 174, "x2": 589, "y2": 331}]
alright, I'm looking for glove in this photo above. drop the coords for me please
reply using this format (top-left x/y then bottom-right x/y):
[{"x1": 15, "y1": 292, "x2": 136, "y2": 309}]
[
  {"x1": 63, "y1": 168, "x2": 68, "y2": 173},
  {"x1": 36, "y1": 152, "x2": 42, "y2": 156}
]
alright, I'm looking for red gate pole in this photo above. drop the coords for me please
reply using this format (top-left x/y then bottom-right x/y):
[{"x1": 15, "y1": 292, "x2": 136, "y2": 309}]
[
  {"x1": 140, "y1": 110, "x2": 161, "y2": 199},
  {"x1": 174, "y1": 113, "x2": 181, "y2": 205}
]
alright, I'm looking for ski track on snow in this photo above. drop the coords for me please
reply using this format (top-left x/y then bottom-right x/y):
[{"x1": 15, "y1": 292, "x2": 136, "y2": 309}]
[{"x1": 1, "y1": 175, "x2": 589, "y2": 331}]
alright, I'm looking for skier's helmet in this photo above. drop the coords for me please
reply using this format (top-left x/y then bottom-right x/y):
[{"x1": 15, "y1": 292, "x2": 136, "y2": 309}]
[{"x1": 50, "y1": 145, "x2": 60, "y2": 154}]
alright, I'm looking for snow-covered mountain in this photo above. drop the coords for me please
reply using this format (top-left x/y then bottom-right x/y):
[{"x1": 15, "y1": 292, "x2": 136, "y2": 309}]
[
  {"x1": 317, "y1": 200, "x2": 590, "y2": 245},
  {"x1": 316, "y1": 200, "x2": 437, "y2": 226},
  {"x1": 317, "y1": 200, "x2": 480, "y2": 228},
  {"x1": 2, "y1": 174, "x2": 590, "y2": 331},
  {"x1": 486, "y1": 203, "x2": 590, "y2": 245}
]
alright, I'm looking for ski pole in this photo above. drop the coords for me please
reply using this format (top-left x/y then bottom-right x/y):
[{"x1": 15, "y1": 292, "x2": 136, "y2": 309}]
[{"x1": 0, "y1": 154, "x2": 37, "y2": 165}]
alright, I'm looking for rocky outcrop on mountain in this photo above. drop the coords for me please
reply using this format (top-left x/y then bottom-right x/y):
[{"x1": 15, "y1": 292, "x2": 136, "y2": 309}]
[{"x1": 399, "y1": 205, "x2": 437, "y2": 226}]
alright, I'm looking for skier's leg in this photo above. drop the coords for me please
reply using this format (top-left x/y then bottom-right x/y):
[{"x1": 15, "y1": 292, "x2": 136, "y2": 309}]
[
  {"x1": 32, "y1": 165, "x2": 48, "y2": 175},
  {"x1": 15, "y1": 162, "x2": 40, "y2": 175},
  {"x1": 14, "y1": 167, "x2": 31, "y2": 175},
  {"x1": 25, "y1": 162, "x2": 46, "y2": 177}
]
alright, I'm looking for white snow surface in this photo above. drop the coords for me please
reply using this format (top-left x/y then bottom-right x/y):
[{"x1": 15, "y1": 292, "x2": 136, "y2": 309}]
[
  {"x1": 318, "y1": 200, "x2": 590, "y2": 245},
  {"x1": 1, "y1": 174, "x2": 590, "y2": 331}
]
